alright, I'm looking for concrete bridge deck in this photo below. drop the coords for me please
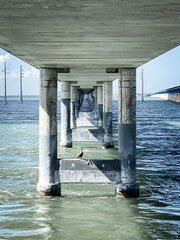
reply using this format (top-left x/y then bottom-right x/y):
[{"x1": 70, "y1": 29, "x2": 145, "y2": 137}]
[{"x1": 0, "y1": 0, "x2": 180, "y2": 89}]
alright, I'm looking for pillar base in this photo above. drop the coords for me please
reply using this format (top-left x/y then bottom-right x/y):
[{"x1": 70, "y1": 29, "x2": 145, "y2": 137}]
[
  {"x1": 37, "y1": 183, "x2": 61, "y2": 196},
  {"x1": 115, "y1": 182, "x2": 139, "y2": 198},
  {"x1": 102, "y1": 142, "x2": 114, "y2": 149},
  {"x1": 60, "y1": 142, "x2": 72, "y2": 148}
]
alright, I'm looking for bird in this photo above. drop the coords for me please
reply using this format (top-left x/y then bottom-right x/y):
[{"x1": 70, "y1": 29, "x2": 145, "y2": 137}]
[
  {"x1": 77, "y1": 146, "x2": 93, "y2": 165},
  {"x1": 77, "y1": 146, "x2": 83, "y2": 159}
]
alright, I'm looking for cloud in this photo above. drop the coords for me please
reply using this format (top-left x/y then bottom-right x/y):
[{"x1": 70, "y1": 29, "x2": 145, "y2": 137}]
[
  {"x1": 0, "y1": 53, "x2": 10, "y2": 63},
  {"x1": 24, "y1": 67, "x2": 39, "y2": 78},
  {"x1": 9, "y1": 72, "x2": 19, "y2": 79}
]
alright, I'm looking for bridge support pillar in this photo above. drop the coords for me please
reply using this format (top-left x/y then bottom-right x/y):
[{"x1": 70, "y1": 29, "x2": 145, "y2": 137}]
[
  {"x1": 70, "y1": 86, "x2": 77, "y2": 129},
  {"x1": 102, "y1": 81, "x2": 114, "y2": 148},
  {"x1": 37, "y1": 68, "x2": 61, "y2": 196},
  {"x1": 115, "y1": 68, "x2": 139, "y2": 197},
  {"x1": 60, "y1": 81, "x2": 72, "y2": 148},
  {"x1": 93, "y1": 87, "x2": 98, "y2": 118},
  {"x1": 97, "y1": 86, "x2": 103, "y2": 128}
]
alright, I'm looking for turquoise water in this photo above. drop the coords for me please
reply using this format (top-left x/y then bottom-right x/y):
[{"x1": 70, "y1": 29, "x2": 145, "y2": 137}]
[{"x1": 0, "y1": 98, "x2": 180, "y2": 239}]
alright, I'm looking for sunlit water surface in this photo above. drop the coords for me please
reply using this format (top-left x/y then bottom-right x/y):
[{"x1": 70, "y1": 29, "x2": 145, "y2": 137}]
[{"x1": 0, "y1": 97, "x2": 180, "y2": 239}]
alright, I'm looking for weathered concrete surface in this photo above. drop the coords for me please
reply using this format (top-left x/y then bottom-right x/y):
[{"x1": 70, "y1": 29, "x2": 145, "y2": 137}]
[
  {"x1": 97, "y1": 86, "x2": 103, "y2": 128},
  {"x1": 117, "y1": 68, "x2": 139, "y2": 197},
  {"x1": 70, "y1": 86, "x2": 77, "y2": 129},
  {"x1": 76, "y1": 117, "x2": 95, "y2": 127},
  {"x1": 72, "y1": 128, "x2": 104, "y2": 142},
  {"x1": 152, "y1": 93, "x2": 180, "y2": 103},
  {"x1": 78, "y1": 112, "x2": 95, "y2": 119},
  {"x1": 102, "y1": 82, "x2": 114, "y2": 148},
  {"x1": 37, "y1": 68, "x2": 61, "y2": 196},
  {"x1": 0, "y1": 1, "x2": 180, "y2": 89},
  {"x1": 60, "y1": 82, "x2": 72, "y2": 148},
  {"x1": 59, "y1": 159, "x2": 120, "y2": 183}
]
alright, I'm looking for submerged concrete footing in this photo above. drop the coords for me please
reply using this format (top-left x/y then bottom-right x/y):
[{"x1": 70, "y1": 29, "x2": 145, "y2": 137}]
[
  {"x1": 115, "y1": 182, "x2": 139, "y2": 198},
  {"x1": 37, "y1": 183, "x2": 61, "y2": 196}
]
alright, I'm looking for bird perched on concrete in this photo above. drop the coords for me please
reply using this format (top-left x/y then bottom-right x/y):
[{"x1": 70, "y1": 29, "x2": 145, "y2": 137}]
[
  {"x1": 77, "y1": 146, "x2": 93, "y2": 165},
  {"x1": 77, "y1": 146, "x2": 83, "y2": 159}
]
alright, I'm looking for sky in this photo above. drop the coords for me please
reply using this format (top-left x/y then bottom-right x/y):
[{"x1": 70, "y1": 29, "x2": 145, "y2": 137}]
[{"x1": 0, "y1": 46, "x2": 180, "y2": 96}]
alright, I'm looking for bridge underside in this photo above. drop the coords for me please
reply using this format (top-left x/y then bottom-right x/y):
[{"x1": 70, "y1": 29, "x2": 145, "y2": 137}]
[{"x1": 0, "y1": 1, "x2": 180, "y2": 89}]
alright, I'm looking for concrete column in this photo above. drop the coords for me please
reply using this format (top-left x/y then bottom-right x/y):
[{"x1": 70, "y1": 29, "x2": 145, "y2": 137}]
[
  {"x1": 93, "y1": 87, "x2": 98, "y2": 118},
  {"x1": 75, "y1": 89, "x2": 79, "y2": 118},
  {"x1": 60, "y1": 81, "x2": 72, "y2": 148},
  {"x1": 70, "y1": 86, "x2": 77, "y2": 129},
  {"x1": 37, "y1": 68, "x2": 61, "y2": 196},
  {"x1": 102, "y1": 81, "x2": 114, "y2": 148},
  {"x1": 115, "y1": 68, "x2": 139, "y2": 197},
  {"x1": 77, "y1": 91, "x2": 83, "y2": 111},
  {"x1": 97, "y1": 86, "x2": 103, "y2": 128}
]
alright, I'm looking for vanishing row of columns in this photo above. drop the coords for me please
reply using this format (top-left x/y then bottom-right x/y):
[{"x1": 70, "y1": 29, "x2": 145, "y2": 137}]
[{"x1": 37, "y1": 68, "x2": 139, "y2": 197}]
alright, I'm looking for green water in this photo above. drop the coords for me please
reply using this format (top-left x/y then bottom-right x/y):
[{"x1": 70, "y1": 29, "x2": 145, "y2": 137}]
[{"x1": 0, "y1": 98, "x2": 180, "y2": 239}]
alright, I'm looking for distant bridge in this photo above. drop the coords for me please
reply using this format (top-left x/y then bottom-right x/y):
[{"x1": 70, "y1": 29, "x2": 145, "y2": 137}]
[{"x1": 152, "y1": 85, "x2": 180, "y2": 103}]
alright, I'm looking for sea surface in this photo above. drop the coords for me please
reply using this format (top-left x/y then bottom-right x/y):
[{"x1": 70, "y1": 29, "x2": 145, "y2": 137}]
[{"x1": 0, "y1": 96, "x2": 180, "y2": 240}]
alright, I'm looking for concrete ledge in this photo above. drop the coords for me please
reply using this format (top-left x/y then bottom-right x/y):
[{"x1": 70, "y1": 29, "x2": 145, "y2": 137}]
[
  {"x1": 78, "y1": 112, "x2": 95, "y2": 118},
  {"x1": 76, "y1": 117, "x2": 94, "y2": 127},
  {"x1": 76, "y1": 117, "x2": 99, "y2": 127},
  {"x1": 59, "y1": 158, "x2": 120, "y2": 183},
  {"x1": 72, "y1": 128, "x2": 104, "y2": 142}
]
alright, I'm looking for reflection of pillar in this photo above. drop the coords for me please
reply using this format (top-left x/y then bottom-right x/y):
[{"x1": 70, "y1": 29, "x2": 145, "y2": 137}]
[
  {"x1": 60, "y1": 81, "x2": 72, "y2": 148},
  {"x1": 97, "y1": 86, "x2": 103, "y2": 128},
  {"x1": 115, "y1": 68, "x2": 139, "y2": 197},
  {"x1": 70, "y1": 86, "x2": 77, "y2": 129},
  {"x1": 102, "y1": 81, "x2": 114, "y2": 148},
  {"x1": 37, "y1": 68, "x2": 61, "y2": 196}
]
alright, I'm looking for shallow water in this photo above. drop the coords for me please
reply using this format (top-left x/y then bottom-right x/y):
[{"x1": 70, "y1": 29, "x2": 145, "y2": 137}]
[{"x1": 0, "y1": 97, "x2": 180, "y2": 239}]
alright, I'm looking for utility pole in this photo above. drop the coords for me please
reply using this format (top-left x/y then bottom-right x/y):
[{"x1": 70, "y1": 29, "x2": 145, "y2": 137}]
[
  {"x1": 4, "y1": 62, "x2": 7, "y2": 105},
  {"x1": 20, "y1": 65, "x2": 24, "y2": 103},
  {"x1": 140, "y1": 68, "x2": 144, "y2": 102}
]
